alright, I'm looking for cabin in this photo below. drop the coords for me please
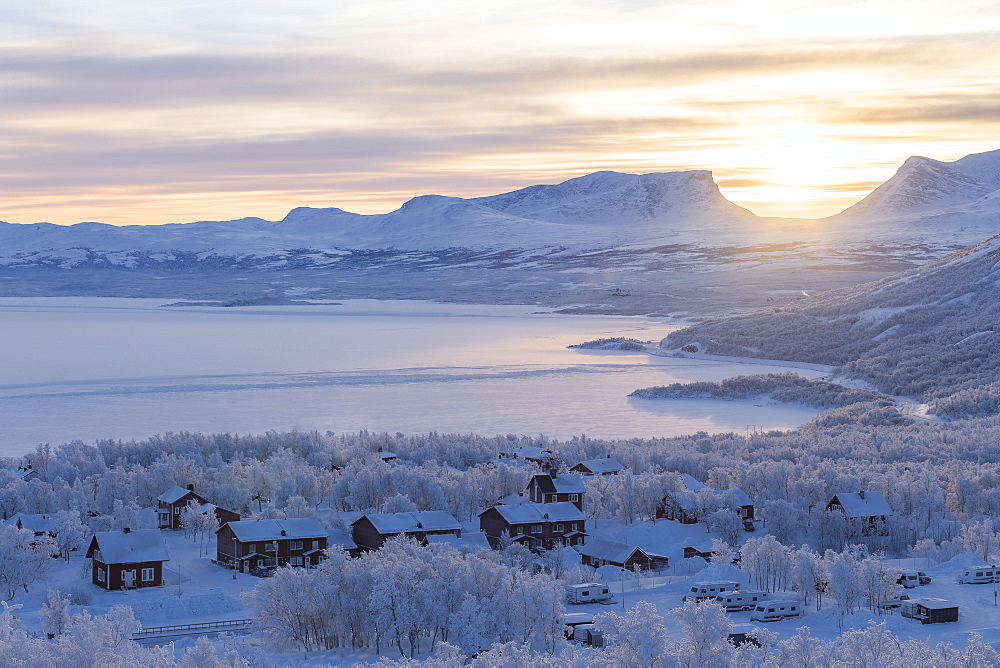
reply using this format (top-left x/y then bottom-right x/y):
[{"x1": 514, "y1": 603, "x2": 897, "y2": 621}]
[
  {"x1": 575, "y1": 538, "x2": 668, "y2": 571},
  {"x1": 351, "y1": 511, "x2": 463, "y2": 551},
  {"x1": 683, "y1": 545, "x2": 715, "y2": 561},
  {"x1": 659, "y1": 488, "x2": 755, "y2": 524},
  {"x1": 5, "y1": 513, "x2": 54, "y2": 538},
  {"x1": 498, "y1": 445, "x2": 558, "y2": 468},
  {"x1": 826, "y1": 491, "x2": 893, "y2": 535},
  {"x1": 526, "y1": 472, "x2": 585, "y2": 511},
  {"x1": 156, "y1": 485, "x2": 240, "y2": 530},
  {"x1": 479, "y1": 501, "x2": 586, "y2": 550},
  {"x1": 570, "y1": 457, "x2": 626, "y2": 477},
  {"x1": 86, "y1": 528, "x2": 169, "y2": 590},
  {"x1": 5, "y1": 466, "x2": 39, "y2": 482},
  {"x1": 216, "y1": 518, "x2": 328, "y2": 573},
  {"x1": 901, "y1": 598, "x2": 958, "y2": 624}
]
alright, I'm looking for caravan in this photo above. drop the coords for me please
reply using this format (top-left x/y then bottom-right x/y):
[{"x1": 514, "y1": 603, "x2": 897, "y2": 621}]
[
  {"x1": 715, "y1": 590, "x2": 768, "y2": 612},
  {"x1": 958, "y1": 566, "x2": 1000, "y2": 584},
  {"x1": 750, "y1": 600, "x2": 802, "y2": 622},
  {"x1": 566, "y1": 583, "x2": 613, "y2": 604},
  {"x1": 683, "y1": 581, "x2": 740, "y2": 602}
]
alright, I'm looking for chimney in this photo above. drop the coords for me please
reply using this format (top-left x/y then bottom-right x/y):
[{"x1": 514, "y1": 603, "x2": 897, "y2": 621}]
[
  {"x1": 549, "y1": 469, "x2": 557, "y2": 479},
  {"x1": 859, "y1": 490, "x2": 866, "y2": 499},
  {"x1": 280, "y1": 530, "x2": 286, "y2": 536},
  {"x1": 187, "y1": 484, "x2": 195, "y2": 491},
  {"x1": 416, "y1": 522, "x2": 423, "y2": 529},
  {"x1": 123, "y1": 527, "x2": 131, "y2": 534}
]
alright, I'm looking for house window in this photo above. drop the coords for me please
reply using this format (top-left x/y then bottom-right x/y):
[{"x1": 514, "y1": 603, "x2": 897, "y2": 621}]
[
  {"x1": 97, "y1": 567, "x2": 105, "y2": 582},
  {"x1": 174, "y1": 507, "x2": 181, "y2": 514},
  {"x1": 290, "y1": 556, "x2": 304, "y2": 566},
  {"x1": 289, "y1": 541, "x2": 303, "y2": 550},
  {"x1": 257, "y1": 559, "x2": 265, "y2": 568},
  {"x1": 313, "y1": 540, "x2": 321, "y2": 550},
  {"x1": 553, "y1": 524, "x2": 564, "y2": 532},
  {"x1": 530, "y1": 525, "x2": 542, "y2": 534},
  {"x1": 141, "y1": 568, "x2": 154, "y2": 582},
  {"x1": 266, "y1": 541, "x2": 278, "y2": 551},
  {"x1": 569, "y1": 494, "x2": 579, "y2": 502}
]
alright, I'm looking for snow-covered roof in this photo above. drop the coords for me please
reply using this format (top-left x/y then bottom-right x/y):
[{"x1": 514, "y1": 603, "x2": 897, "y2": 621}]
[
  {"x1": 831, "y1": 491, "x2": 894, "y2": 518},
  {"x1": 530, "y1": 473, "x2": 585, "y2": 495},
  {"x1": 575, "y1": 538, "x2": 650, "y2": 563},
  {"x1": 6, "y1": 466, "x2": 37, "y2": 480},
  {"x1": 90, "y1": 529, "x2": 169, "y2": 564},
  {"x1": 378, "y1": 451, "x2": 397, "y2": 460},
  {"x1": 680, "y1": 474, "x2": 706, "y2": 491},
  {"x1": 485, "y1": 502, "x2": 585, "y2": 524},
  {"x1": 573, "y1": 458, "x2": 626, "y2": 474},
  {"x1": 355, "y1": 511, "x2": 461, "y2": 535},
  {"x1": 8, "y1": 513, "x2": 53, "y2": 534},
  {"x1": 912, "y1": 598, "x2": 956, "y2": 610},
  {"x1": 157, "y1": 485, "x2": 201, "y2": 505},
  {"x1": 328, "y1": 528, "x2": 358, "y2": 551},
  {"x1": 225, "y1": 518, "x2": 327, "y2": 542}
]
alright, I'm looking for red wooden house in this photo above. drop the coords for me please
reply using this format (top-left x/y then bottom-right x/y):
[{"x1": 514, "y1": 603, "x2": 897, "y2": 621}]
[
  {"x1": 351, "y1": 511, "x2": 462, "y2": 551},
  {"x1": 157, "y1": 485, "x2": 240, "y2": 530},
  {"x1": 526, "y1": 472, "x2": 585, "y2": 511},
  {"x1": 569, "y1": 458, "x2": 626, "y2": 476},
  {"x1": 827, "y1": 491, "x2": 893, "y2": 535},
  {"x1": 216, "y1": 518, "x2": 328, "y2": 573},
  {"x1": 86, "y1": 528, "x2": 169, "y2": 590},
  {"x1": 479, "y1": 502, "x2": 586, "y2": 550}
]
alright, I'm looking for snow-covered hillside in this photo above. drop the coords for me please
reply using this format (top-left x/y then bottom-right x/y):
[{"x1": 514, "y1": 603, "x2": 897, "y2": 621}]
[{"x1": 662, "y1": 231, "x2": 1000, "y2": 417}]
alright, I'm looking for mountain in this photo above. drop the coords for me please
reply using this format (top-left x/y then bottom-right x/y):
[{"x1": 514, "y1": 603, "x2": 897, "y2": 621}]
[
  {"x1": 828, "y1": 149, "x2": 1000, "y2": 243},
  {"x1": 661, "y1": 232, "x2": 1000, "y2": 418},
  {"x1": 0, "y1": 169, "x2": 757, "y2": 266}
]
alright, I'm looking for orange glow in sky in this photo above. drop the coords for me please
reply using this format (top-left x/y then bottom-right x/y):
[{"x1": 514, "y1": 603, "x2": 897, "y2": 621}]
[{"x1": 1, "y1": 1, "x2": 999, "y2": 226}]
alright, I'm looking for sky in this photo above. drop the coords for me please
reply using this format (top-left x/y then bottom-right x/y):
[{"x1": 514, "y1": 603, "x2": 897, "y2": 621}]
[{"x1": 2, "y1": 0, "x2": 999, "y2": 226}]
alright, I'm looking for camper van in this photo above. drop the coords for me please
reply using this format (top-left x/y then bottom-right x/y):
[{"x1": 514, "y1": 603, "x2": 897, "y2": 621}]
[
  {"x1": 715, "y1": 590, "x2": 769, "y2": 612},
  {"x1": 566, "y1": 583, "x2": 613, "y2": 604},
  {"x1": 897, "y1": 571, "x2": 920, "y2": 588},
  {"x1": 683, "y1": 581, "x2": 740, "y2": 602},
  {"x1": 958, "y1": 566, "x2": 1000, "y2": 584},
  {"x1": 750, "y1": 600, "x2": 802, "y2": 622}
]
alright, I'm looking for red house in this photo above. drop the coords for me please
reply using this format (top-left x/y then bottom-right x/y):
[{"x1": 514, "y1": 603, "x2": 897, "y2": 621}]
[
  {"x1": 827, "y1": 491, "x2": 893, "y2": 535},
  {"x1": 526, "y1": 473, "x2": 585, "y2": 511},
  {"x1": 157, "y1": 485, "x2": 240, "y2": 530},
  {"x1": 216, "y1": 518, "x2": 328, "y2": 573},
  {"x1": 86, "y1": 528, "x2": 169, "y2": 590},
  {"x1": 351, "y1": 511, "x2": 462, "y2": 551},
  {"x1": 479, "y1": 502, "x2": 586, "y2": 550}
]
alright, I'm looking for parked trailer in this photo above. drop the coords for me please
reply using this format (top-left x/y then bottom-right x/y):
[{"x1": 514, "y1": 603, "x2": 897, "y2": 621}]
[
  {"x1": 958, "y1": 566, "x2": 1000, "y2": 584},
  {"x1": 897, "y1": 571, "x2": 919, "y2": 588},
  {"x1": 750, "y1": 601, "x2": 802, "y2": 622},
  {"x1": 715, "y1": 590, "x2": 768, "y2": 612},
  {"x1": 683, "y1": 581, "x2": 740, "y2": 602},
  {"x1": 566, "y1": 583, "x2": 613, "y2": 604}
]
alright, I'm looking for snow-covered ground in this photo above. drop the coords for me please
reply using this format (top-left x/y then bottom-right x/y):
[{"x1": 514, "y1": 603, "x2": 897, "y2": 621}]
[{"x1": 0, "y1": 298, "x2": 828, "y2": 455}]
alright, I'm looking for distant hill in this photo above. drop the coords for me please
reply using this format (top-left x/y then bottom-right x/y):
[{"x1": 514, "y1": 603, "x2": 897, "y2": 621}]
[{"x1": 661, "y1": 233, "x2": 1000, "y2": 418}]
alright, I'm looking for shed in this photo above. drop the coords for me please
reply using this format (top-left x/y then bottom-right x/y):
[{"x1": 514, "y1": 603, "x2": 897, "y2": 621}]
[
  {"x1": 902, "y1": 598, "x2": 958, "y2": 624},
  {"x1": 570, "y1": 458, "x2": 626, "y2": 476}
]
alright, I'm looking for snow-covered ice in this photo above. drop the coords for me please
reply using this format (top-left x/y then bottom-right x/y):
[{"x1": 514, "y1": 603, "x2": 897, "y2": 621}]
[{"x1": 0, "y1": 298, "x2": 827, "y2": 455}]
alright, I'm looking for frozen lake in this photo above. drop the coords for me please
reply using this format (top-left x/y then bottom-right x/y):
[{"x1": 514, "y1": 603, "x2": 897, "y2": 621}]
[{"x1": 0, "y1": 298, "x2": 828, "y2": 456}]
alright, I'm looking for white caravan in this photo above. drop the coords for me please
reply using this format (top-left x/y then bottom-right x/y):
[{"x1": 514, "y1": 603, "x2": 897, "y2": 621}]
[
  {"x1": 566, "y1": 583, "x2": 613, "y2": 604},
  {"x1": 958, "y1": 566, "x2": 1000, "y2": 584},
  {"x1": 750, "y1": 600, "x2": 802, "y2": 622},
  {"x1": 715, "y1": 590, "x2": 769, "y2": 612},
  {"x1": 683, "y1": 581, "x2": 740, "y2": 602}
]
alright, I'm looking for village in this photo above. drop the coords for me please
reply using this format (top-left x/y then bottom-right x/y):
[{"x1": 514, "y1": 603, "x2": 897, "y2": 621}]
[{"x1": 2, "y1": 433, "x2": 998, "y2": 665}]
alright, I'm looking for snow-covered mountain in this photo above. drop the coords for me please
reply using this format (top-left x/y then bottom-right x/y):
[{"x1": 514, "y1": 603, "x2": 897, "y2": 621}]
[
  {"x1": 0, "y1": 169, "x2": 758, "y2": 269},
  {"x1": 829, "y1": 149, "x2": 1000, "y2": 239}
]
